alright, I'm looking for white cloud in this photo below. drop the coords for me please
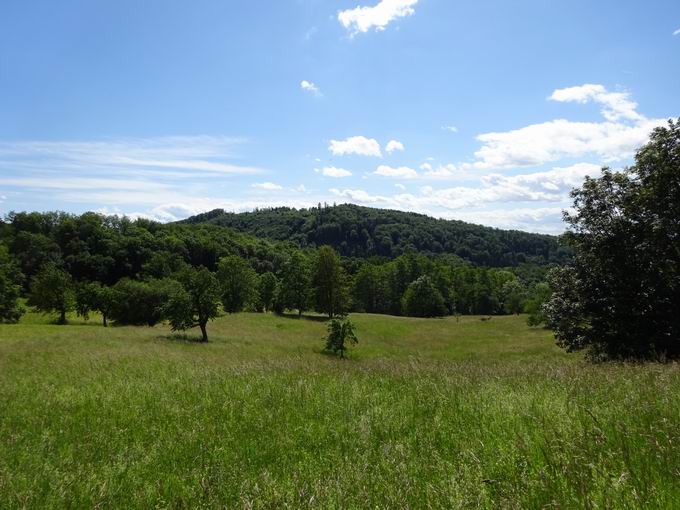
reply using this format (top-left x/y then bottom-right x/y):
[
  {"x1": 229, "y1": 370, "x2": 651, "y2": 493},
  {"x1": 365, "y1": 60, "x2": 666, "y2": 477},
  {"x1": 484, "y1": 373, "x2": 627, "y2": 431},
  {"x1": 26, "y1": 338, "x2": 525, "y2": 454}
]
[
  {"x1": 673, "y1": 28, "x2": 680, "y2": 36},
  {"x1": 442, "y1": 126, "x2": 458, "y2": 133},
  {"x1": 330, "y1": 188, "x2": 391, "y2": 204},
  {"x1": 329, "y1": 136, "x2": 382, "y2": 157},
  {"x1": 422, "y1": 163, "x2": 458, "y2": 179},
  {"x1": 252, "y1": 182, "x2": 283, "y2": 190},
  {"x1": 300, "y1": 80, "x2": 321, "y2": 96},
  {"x1": 338, "y1": 0, "x2": 418, "y2": 36},
  {"x1": 450, "y1": 207, "x2": 568, "y2": 234},
  {"x1": 471, "y1": 118, "x2": 665, "y2": 169},
  {"x1": 320, "y1": 166, "x2": 353, "y2": 178},
  {"x1": 293, "y1": 184, "x2": 307, "y2": 192},
  {"x1": 395, "y1": 183, "x2": 406, "y2": 190},
  {"x1": 0, "y1": 136, "x2": 260, "y2": 176},
  {"x1": 373, "y1": 165, "x2": 418, "y2": 179},
  {"x1": 480, "y1": 163, "x2": 602, "y2": 195},
  {"x1": 385, "y1": 139, "x2": 405, "y2": 154},
  {"x1": 550, "y1": 83, "x2": 642, "y2": 122},
  {"x1": 468, "y1": 84, "x2": 669, "y2": 170}
]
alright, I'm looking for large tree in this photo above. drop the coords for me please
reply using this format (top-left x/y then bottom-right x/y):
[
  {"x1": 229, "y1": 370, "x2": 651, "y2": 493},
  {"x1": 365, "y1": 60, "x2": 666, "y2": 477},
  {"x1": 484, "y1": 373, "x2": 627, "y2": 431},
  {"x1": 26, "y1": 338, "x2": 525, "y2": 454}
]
[
  {"x1": 217, "y1": 255, "x2": 257, "y2": 313},
  {"x1": 279, "y1": 251, "x2": 311, "y2": 315},
  {"x1": 0, "y1": 246, "x2": 24, "y2": 323},
  {"x1": 313, "y1": 245, "x2": 349, "y2": 318},
  {"x1": 76, "y1": 282, "x2": 116, "y2": 327},
  {"x1": 257, "y1": 272, "x2": 278, "y2": 312},
  {"x1": 28, "y1": 263, "x2": 75, "y2": 324},
  {"x1": 545, "y1": 119, "x2": 680, "y2": 359},
  {"x1": 164, "y1": 267, "x2": 220, "y2": 342},
  {"x1": 109, "y1": 278, "x2": 174, "y2": 327},
  {"x1": 401, "y1": 275, "x2": 447, "y2": 317}
]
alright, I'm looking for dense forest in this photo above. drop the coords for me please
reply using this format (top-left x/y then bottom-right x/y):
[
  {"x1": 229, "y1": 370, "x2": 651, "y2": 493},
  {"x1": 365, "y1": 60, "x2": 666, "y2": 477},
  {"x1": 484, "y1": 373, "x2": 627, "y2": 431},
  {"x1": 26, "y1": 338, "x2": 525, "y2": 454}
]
[
  {"x1": 0, "y1": 208, "x2": 556, "y2": 333},
  {"x1": 180, "y1": 204, "x2": 571, "y2": 267}
]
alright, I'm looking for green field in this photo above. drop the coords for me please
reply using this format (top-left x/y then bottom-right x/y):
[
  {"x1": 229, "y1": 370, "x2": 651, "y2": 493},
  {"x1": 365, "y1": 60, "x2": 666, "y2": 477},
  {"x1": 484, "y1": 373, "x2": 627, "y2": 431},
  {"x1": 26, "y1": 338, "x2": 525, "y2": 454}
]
[{"x1": 1, "y1": 312, "x2": 679, "y2": 508}]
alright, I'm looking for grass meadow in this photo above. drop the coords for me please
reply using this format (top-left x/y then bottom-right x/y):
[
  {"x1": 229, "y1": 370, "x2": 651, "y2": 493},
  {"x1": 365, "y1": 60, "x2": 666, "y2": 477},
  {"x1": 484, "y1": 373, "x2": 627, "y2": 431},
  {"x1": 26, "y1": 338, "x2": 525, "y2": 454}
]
[{"x1": 1, "y1": 311, "x2": 679, "y2": 508}]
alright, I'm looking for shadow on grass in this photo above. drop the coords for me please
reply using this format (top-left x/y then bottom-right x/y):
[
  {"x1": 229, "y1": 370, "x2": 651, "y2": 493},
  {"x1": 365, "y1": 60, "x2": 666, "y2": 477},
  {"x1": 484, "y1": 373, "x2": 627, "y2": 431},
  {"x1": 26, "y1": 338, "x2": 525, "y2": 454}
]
[
  {"x1": 158, "y1": 333, "x2": 207, "y2": 344},
  {"x1": 274, "y1": 312, "x2": 329, "y2": 323}
]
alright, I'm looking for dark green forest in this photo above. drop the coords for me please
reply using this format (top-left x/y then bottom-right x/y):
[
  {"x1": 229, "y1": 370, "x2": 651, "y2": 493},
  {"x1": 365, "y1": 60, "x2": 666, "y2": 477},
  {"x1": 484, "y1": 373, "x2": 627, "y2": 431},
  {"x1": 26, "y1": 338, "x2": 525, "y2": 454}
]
[{"x1": 180, "y1": 204, "x2": 571, "y2": 266}]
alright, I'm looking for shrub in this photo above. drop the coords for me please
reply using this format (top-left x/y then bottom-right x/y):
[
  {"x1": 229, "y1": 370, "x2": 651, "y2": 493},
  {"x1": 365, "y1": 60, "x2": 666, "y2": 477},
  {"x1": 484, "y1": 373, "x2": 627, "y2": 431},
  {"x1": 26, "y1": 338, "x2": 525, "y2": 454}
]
[{"x1": 324, "y1": 317, "x2": 358, "y2": 358}]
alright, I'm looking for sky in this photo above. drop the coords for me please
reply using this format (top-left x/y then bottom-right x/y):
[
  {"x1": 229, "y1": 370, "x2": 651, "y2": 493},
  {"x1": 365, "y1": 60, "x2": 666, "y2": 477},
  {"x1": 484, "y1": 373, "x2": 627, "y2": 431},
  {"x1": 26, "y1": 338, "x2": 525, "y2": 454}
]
[{"x1": 1, "y1": 0, "x2": 679, "y2": 234}]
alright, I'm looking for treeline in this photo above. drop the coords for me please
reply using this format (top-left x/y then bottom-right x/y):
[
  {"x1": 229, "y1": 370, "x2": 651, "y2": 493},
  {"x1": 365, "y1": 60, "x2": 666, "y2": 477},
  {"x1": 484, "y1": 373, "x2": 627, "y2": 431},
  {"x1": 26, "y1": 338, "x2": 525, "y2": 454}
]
[
  {"x1": 181, "y1": 204, "x2": 572, "y2": 267},
  {"x1": 0, "y1": 211, "x2": 553, "y2": 335}
]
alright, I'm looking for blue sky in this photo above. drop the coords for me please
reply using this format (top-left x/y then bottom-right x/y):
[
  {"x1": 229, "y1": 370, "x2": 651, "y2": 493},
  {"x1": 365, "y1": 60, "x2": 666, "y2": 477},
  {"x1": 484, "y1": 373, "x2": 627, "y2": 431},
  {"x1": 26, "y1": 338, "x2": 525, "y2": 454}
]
[{"x1": 1, "y1": 0, "x2": 679, "y2": 233}]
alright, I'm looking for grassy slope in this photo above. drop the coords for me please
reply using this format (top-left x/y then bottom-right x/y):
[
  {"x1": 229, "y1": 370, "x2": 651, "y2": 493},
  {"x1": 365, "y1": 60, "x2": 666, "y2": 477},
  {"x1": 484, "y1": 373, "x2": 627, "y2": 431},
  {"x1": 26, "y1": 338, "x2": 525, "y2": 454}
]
[{"x1": 1, "y1": 312, "x2": 679, "y2": 508}]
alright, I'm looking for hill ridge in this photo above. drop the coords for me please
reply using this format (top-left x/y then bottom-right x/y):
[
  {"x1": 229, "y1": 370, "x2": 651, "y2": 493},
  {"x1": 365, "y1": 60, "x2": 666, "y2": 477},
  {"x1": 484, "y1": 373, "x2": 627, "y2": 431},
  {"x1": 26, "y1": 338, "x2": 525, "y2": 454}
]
[{"x1": 180, "y1": 204, "x2": 570, "y2": 267}]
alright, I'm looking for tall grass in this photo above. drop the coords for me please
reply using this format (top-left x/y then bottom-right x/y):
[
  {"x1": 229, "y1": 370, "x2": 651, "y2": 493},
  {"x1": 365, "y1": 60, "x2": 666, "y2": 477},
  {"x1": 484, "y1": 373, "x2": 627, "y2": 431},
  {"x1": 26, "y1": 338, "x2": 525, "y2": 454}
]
[{"x1": 1, "y1": 312, "x2": 679, "y2": 508}]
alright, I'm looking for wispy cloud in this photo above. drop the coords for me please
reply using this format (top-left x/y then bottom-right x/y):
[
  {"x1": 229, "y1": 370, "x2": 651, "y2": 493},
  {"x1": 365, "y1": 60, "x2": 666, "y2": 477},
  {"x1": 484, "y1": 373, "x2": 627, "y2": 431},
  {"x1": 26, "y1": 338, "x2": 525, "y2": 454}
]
[
  {"x1": 338, "y1": 0, "x2": 418, "y2": 36},
  {"x1": 673, "y1": 28, "x2": 680, "y2": 36},
  {"x1": 373, "y1": 165, "x2": 418, "y2": 179},
  {"x1": 252, "y1": 182, "x2": 283, "y2": 190},
  {"x1": 0, "y1": 136, "x2": 261, "y2": 176}
]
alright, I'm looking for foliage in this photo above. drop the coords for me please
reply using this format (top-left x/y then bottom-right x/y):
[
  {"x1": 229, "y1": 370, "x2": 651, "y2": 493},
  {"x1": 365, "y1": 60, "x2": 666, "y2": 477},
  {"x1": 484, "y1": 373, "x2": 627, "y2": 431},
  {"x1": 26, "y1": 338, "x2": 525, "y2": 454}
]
[
  {"x1": 217, "y1": 255, "x2": 258, "y2": 313},
  {"x1": 163, "y1": 267, "x2": 221, "y2": 341},
  {"x1": 279, "y1": 251, "x2": 311, "y2": 315},
  {"x1": 313, "y1": 245, "x2": 350, "y2": 318},
  {"x1": 500, "y1": 279, "x2": 526, "y2": 315},
  {"x1": 546, "y1": 119, "x2": 680, "y2": 359},
  {"x1": 323, "y1": 316, "x2": 358, "y2": 358},
  {"x1": 257, "y1": 272, "x2": 278, "y2": 312},
  {"x1": 109, "y1": 278, "x2": 175, "y2": 326},
  {"x1": 182, "y1": 203, "x2": 571, "y2": 266},
  {"x1": 524, "y1": 282, "x2": 551, "y2": 327},
  {"x1": 401, "y1": 275, "x2": 448, "y2": 317},
  {"x1": 27, "y1": 263, "x2": 75, "y2": 324},
  {"x1": 0, "y1": 246, "x2": 24, "y2": 323}
]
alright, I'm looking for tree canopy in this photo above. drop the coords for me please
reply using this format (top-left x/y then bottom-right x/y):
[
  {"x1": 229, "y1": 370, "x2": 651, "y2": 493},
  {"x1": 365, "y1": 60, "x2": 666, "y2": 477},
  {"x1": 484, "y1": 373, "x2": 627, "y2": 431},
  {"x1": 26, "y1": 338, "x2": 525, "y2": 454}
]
[{"x1": 545, "y1": 119, "x2": 680, "y2": 360}]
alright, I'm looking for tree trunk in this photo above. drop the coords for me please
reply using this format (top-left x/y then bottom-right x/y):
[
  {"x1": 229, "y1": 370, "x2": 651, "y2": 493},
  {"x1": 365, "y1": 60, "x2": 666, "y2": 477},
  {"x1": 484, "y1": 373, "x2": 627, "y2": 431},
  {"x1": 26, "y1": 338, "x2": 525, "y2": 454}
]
[
  {"x1": 59, "y1": 309, "x2": 67, "y2": 325},
  {"x1": 199, "y1": 322, "x2": 208, "y2": 342},
  {"x1": 102, "y1": 313, "x2": 108, "y2": 327}
]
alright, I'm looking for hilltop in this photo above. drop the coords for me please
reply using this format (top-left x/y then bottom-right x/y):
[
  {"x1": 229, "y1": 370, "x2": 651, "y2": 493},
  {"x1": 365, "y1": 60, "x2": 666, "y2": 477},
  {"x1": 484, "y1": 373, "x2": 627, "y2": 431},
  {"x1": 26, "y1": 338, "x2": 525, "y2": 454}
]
[{"x1": 180, "y1": 204, "x2": 571, "y2": 267}]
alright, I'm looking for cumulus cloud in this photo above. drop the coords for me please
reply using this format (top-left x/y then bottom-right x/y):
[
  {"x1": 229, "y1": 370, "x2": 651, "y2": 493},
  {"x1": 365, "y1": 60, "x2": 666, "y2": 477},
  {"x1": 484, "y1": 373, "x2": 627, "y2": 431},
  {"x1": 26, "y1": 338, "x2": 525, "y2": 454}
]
[
  {"x1": 300, "y1": 80, "x2": 321, "y2": 96},
  {"x1": 471, "y1": 117, "x2": 665, "y2": 169},
  {"x1": 338, "y1": 0, "x2": 418, "y2": 36},
  {"x1": 373, "y1": 165, "x2": 418, "y2": 179},
  {"x1": 320, "y1": 166, "x2": 353, "y2": 178},
  {"x1": 550, "y1": 83, "x2": 642, "y2": 122},
  {"x1": 329, "y1": 136, "x2": 382, "y2": 157},
  {"x1": 469, "y1": 84, "x2": 668, "y2": 170},
  {"x1": 385, "y1": 139, "x2": 405, "y2": 154},
  {"x1": 252, "y1": 182, "x2": 283, "y2": 190}
]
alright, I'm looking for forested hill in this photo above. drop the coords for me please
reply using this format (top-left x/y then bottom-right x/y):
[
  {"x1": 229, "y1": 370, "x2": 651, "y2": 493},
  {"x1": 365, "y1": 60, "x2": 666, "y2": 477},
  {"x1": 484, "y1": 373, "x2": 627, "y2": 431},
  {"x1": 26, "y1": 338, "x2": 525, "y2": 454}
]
[{"x1": 180, "y1": 204, "x2": 571, "y2": 267}]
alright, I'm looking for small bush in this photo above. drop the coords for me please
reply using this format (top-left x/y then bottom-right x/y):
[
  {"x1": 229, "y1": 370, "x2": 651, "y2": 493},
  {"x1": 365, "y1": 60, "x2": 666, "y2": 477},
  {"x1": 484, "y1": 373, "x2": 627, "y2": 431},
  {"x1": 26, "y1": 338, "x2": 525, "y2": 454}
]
[{"x1": 323, "y1": 317, "x2": 358, "y2": 358}]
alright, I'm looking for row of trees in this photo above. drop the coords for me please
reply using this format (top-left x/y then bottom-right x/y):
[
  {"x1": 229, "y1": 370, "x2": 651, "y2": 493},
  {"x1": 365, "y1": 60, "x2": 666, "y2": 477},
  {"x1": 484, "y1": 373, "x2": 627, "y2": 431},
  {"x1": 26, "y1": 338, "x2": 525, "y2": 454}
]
[{"x1": 0, "y1": 238, "x2": 551, "y2": 336}]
